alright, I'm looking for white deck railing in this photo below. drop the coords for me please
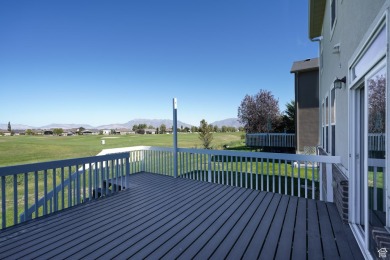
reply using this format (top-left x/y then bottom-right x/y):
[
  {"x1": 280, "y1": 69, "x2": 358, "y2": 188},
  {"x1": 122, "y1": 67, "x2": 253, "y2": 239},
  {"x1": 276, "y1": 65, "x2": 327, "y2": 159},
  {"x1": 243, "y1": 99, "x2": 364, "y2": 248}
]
[
  {"x1": 0, "y1": 152, "x2": 131, "y2": 229},
  {"x1": 246, "y1": 133, "x2": 295, "y2": 148},
  {"x1": 100, "y1": 146, "x2": 340, "y2": 202},
  {"x1": 1, "y1": 146, "x2": 341, "y2": 229}
]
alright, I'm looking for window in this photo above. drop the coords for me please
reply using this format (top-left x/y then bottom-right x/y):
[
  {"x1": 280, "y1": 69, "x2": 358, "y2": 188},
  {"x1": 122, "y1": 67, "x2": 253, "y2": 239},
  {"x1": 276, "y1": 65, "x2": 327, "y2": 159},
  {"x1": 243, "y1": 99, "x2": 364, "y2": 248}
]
[
  {"x1": 322, "y1": 102, "x2": 325, "y2": 149},
  {"x1": 326, "y1": 97, "x2": 329, "y2": 153},
  {"x1": 331, "y1": 88, "x2": 336, "y2": 156},
  {"x1": 330, "y1": 0, "x2": 337, "y2": 32}
]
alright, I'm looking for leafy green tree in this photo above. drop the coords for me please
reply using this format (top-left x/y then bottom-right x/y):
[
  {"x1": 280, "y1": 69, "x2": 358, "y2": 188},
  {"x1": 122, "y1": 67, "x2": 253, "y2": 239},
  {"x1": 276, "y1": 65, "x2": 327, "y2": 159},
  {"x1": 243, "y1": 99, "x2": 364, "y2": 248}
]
[
  {"x1": 160, "y1": 124, "x2": 166, "y2": 134},
  {"x1": 148, "y1": 125, "x2": 155, "y2": 129},
  {"x1": 53, "y1": 128, "x2": 64, "y2": 135},
  {"x1": 191, "y1": 126, "x2": 198, "y2": 133},
  {"x1": 198, "y1": 119, "x2": 213, "y2": 149},
  {"x1": 26, "y1": 129, "x2": 34, "y2": 135},
  {"x1": 132, "y1": 125, "x2": 138, "y2": 131},
  {"x1": 7, "y1": 122, "x2": 11, "y2": 132},
  {"x1": 184, "y1": 127, "x2": 190, "y2": 133},
  {"x1": 283, "y1": 100, "x2": 295, "y2": 132}
]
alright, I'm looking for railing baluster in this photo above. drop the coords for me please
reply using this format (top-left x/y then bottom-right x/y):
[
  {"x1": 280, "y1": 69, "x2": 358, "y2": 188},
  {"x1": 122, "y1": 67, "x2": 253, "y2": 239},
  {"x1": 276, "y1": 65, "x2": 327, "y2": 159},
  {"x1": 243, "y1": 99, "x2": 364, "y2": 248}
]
[
  {"x1": 24, "y1": 173, "x2": 28, "y2": 221},
  {"x1": 53, "y1": 168, "x2": 57, "y2": 212},
  {"x1": 319, "y1": 163, "x2": 323, "y2": 201},
  {"x1": 304, "y1": 162, "x2": 308, "y2": 199},
  {"x1": 13, "y1": 174, "x2": 18, "y2": 225},
  {"x1": 35, "y1": 171, "x2": 38, "y2": 217},
  {"x1": 373, "y1": 167, "x2": 377, "y2": 211},
  {"x1": 266, "y1": 158, "x2": 269, "y2": 192},
  {"x1": 272, "y1": 159, "x2": 275, "y2": 193},
  {"x1": 278, "y1": 160, "x2": 281, "y2": 193},
  {"x1": 1, "y1": 176, "x2": 5, "y2": 229},
  {"x1": 284, "y1": 160, "x2": 287, "y2": 195},
  {"x1": 291, "y1": 161, "x2": 294, "y2": 196},
  {"x1": 298, "y1": 162, "x2": 301, "y2": 197},
  {"x1": 44, "y1": 170, "x2": 48, "y2": 215},
  {"x1": 68, "y1": 166, "x2": 72, "y2": 206},
  {"x1": 83, "y1": 164, "x2": 86, "y2": 202},
  {"x1": 312, "y1": 163, "x2": 315, "y2": 200}
]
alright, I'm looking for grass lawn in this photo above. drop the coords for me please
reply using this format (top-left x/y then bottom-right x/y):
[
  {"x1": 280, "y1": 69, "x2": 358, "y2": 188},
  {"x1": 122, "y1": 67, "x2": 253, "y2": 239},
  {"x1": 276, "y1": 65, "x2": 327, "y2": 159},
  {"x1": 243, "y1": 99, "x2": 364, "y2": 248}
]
[{"x1": 0, "y1": 132, "x2": 244, "y2": 167}]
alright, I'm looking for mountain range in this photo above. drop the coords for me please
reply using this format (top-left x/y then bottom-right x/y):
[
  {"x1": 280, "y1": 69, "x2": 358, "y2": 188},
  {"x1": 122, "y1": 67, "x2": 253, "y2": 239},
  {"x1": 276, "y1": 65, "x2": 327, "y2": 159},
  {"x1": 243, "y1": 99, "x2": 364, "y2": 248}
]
[{"x1": 0, "y1": 118, "x2": 242, "y2": 130}]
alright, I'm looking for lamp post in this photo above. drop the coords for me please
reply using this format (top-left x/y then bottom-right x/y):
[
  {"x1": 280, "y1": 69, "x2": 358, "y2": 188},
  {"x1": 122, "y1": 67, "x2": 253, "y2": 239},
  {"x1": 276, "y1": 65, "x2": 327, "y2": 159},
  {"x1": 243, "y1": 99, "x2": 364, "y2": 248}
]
[{"x1": 173, "y1": 98, "x2": 178, "y2": 178}]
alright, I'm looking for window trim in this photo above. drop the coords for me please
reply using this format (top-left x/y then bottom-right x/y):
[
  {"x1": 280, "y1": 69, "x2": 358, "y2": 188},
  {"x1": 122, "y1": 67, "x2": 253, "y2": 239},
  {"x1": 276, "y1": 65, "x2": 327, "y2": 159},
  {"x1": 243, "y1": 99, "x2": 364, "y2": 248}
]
[{"x1": 330, "y1": 0, "x2": 337, "y2": 39}]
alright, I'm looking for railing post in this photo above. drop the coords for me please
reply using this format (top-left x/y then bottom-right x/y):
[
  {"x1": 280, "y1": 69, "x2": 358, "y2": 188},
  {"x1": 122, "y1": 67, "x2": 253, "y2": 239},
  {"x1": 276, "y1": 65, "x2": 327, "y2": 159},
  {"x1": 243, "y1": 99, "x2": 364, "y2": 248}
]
[
  {"x1": 326, "y1": 162, "x2": 333, "y2": 202},
  {"x1": 173, "y1": 98, "x2": 178, "y2": 178}
]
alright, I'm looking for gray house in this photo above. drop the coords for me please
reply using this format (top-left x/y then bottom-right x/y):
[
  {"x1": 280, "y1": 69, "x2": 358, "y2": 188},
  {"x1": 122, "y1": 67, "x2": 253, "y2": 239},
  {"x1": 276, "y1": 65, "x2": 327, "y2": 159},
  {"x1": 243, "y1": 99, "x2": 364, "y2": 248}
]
[
  {"x1": 290, "y1": 58, "x2": 319, "y2": 154},
  {"x1": 309, "y1": 0, "x2": 389, "y2": 257}
]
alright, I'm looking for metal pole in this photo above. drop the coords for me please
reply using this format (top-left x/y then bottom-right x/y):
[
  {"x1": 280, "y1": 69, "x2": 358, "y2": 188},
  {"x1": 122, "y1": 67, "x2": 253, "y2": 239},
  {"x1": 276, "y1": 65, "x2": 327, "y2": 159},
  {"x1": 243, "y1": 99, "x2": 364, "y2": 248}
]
[{"x1": 173, "y1": 98, "x2": 178, "y2": 178}]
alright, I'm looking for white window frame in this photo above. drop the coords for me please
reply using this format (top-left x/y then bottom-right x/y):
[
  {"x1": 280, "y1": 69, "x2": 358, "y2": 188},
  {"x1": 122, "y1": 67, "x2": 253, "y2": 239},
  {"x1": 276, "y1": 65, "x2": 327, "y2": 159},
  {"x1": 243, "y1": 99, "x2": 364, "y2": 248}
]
[
  {"x1": 330, "y1": 0, "x2": 337, "y2": 39},
  {"x1": 330, "y1": 86, "x2": 336, "y2": 156}
]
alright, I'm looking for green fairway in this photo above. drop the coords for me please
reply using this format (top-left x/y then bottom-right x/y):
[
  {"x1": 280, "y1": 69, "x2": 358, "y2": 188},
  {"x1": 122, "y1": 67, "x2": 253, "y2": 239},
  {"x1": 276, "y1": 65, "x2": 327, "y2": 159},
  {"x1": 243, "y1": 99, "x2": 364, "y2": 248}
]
[{"x1": 0, "y1": 132, "x2": 243, "y2": 167}]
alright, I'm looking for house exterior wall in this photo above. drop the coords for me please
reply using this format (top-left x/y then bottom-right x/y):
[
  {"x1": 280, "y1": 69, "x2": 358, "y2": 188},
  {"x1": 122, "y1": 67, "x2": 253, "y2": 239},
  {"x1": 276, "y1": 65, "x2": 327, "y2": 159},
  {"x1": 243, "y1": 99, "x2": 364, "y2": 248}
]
[
  {"x1": 319, "y1": 0, "x2": 385, "y2": 170},
  {"x1": 295, "y1": 70, "x2": 319, "y2": 153}
]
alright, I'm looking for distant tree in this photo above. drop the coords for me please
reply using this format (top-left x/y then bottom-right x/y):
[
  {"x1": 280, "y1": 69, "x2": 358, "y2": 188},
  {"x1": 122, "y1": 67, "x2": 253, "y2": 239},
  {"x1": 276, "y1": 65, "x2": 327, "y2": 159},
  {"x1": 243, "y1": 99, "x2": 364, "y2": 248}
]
[
  {"x1": 213, "y1": 125, "x2": 218, "y2": 132},
  {"x1": 238, "y1": 127, "x2": 245, "y2": 132},
  {"x1": 238, "y1": 89, "x2": 281, "y2": 133},
  {"x1": 132, "y1": 125, "x2": 138, "y2": 131},
  {"x1": 198, "y1": 119, "x2": 213, "y2": 149},
  {"x1": 191, "y1": 126, "x2": 198, "y2": 133},
  {"x1": 78, "y1": 127, "x2": 85, "y2": 135},
  {"x1": 7, "y1": 122, "x2": 11, "y2": 132},
  {"x1": 99, "y1": 130, "x2": 103, "y2": 135},
  {"x1": 276, "y1": 100, "x2": 295, "y2": 133},
  {"x1": 110, "y1": 129, "x2": 116, "y2": 135},
  {"x1": 184, "y1": 127, "x2": 190, "y2": 133},
  {"x1": 148, "y1": 125, "x2": 155, "y2": 129},
  {"x1": 53, "y1": 128, "x2": 64, "y2": 135},
  {"x1": 138, "y1": 124, "x2": 147, "y2": 129},
  {"x1": 26, "y1": 129, "x2": 34, "y2": 135},
  {"x1": 160, "y1": 124, "x2": 166, "y2": 134}
]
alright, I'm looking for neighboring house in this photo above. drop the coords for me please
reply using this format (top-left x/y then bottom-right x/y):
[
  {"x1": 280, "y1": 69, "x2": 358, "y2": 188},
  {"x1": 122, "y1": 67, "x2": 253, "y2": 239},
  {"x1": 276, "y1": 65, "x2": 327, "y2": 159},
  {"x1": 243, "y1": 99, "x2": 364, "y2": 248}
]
[
  {"x1": 102, "y1": 130, "x2": 111, "y2": 135},
  {"x1": 290, "y1": 58, "x2": 319, "y2": 154},
  {"x1": 145, "y1": 129, "x2": 156, "y2": 134},
  {"x1": 82, "y1": 130, "x2": 93, "y2": 135},
  {"x1": 114, "y1": 129, "x2": 135, "y2": 135},
  {"x1": 309, "y1": 0, "x2": 389, "y2": 257}
]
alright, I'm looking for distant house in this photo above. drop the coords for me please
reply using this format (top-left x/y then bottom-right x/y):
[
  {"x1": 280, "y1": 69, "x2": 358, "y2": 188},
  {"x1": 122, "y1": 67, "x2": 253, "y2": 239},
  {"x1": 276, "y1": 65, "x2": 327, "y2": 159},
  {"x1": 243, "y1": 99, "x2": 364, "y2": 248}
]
[
  {"x1": 102, "y1": 130, "x2": 111, "y2": 135},
  {"x1": 145, "y1": 129, "x2": 156, "y2": 134},
  {"x1": 116, "y1": 129, "x2": 135, "y2": 135},
  {"x1": 290, "y1": 58, "x2": 319, "y2": 154},
  {"x1": 3, "y1": 132, "x2": 11, "y2": 136},
  {"x1": 82, "y1": 130, "x2": 93, "y2": 135}
]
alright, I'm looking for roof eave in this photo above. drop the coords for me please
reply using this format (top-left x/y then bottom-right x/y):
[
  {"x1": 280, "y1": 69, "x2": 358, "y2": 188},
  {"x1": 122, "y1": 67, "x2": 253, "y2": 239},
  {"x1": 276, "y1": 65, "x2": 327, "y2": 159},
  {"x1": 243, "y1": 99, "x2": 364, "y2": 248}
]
[{"x1": 308, "y1": 0, "x2": 326, "y2": 39}]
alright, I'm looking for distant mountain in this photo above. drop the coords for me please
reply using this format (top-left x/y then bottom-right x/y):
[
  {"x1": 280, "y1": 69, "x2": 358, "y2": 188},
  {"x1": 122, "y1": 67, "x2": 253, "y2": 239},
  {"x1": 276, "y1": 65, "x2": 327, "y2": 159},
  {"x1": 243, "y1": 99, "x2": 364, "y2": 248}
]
[
  {"x1": 0, "y1": 123, "x2": 35, "y2": 130},
  {"x1": 211, "y1": 118, "x2": 242, "y2": 128},
  {"x1": 40, "y1": 123, "x2": 96, "y2": 130},
  {"x1": 0, "y1": 118, "x2": 240, "y2": 131}
]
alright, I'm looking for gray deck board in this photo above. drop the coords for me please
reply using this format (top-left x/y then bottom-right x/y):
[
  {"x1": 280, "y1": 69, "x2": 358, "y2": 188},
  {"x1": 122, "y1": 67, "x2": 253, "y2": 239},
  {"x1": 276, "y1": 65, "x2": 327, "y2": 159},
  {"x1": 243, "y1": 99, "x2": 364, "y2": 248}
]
[{"x1": 0, "y1": 172, "x2": 363, "y2": 259}]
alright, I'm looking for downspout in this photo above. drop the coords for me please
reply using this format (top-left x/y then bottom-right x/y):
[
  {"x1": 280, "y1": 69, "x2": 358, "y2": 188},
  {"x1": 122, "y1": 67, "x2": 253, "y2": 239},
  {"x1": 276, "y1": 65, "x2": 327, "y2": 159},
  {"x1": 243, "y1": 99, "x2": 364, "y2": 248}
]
[{"x1": 310, "y1": 36, "x2": 323, "y2": 149}]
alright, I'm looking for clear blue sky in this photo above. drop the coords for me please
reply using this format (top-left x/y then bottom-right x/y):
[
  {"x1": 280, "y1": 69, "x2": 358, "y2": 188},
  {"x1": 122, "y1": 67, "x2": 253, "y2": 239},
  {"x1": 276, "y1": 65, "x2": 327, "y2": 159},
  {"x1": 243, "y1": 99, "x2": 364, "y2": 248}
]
[{"x1": 0, "y1": 0, "x2": 317, "y2": 127}]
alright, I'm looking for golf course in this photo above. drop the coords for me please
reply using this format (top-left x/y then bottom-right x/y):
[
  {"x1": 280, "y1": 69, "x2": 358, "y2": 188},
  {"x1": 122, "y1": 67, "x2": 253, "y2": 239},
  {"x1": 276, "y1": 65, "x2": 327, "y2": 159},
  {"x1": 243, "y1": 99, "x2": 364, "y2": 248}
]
[{"x1": 0, "y1": 132, "x2": 244, "y2": 167}]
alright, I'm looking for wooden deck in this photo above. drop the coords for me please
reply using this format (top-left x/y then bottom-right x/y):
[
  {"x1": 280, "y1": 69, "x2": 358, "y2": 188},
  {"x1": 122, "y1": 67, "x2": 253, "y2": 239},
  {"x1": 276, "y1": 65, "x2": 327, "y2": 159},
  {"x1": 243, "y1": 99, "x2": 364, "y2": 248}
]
[{"x1": 0, "y1": 172, "x2": 363, "y2": 259}]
